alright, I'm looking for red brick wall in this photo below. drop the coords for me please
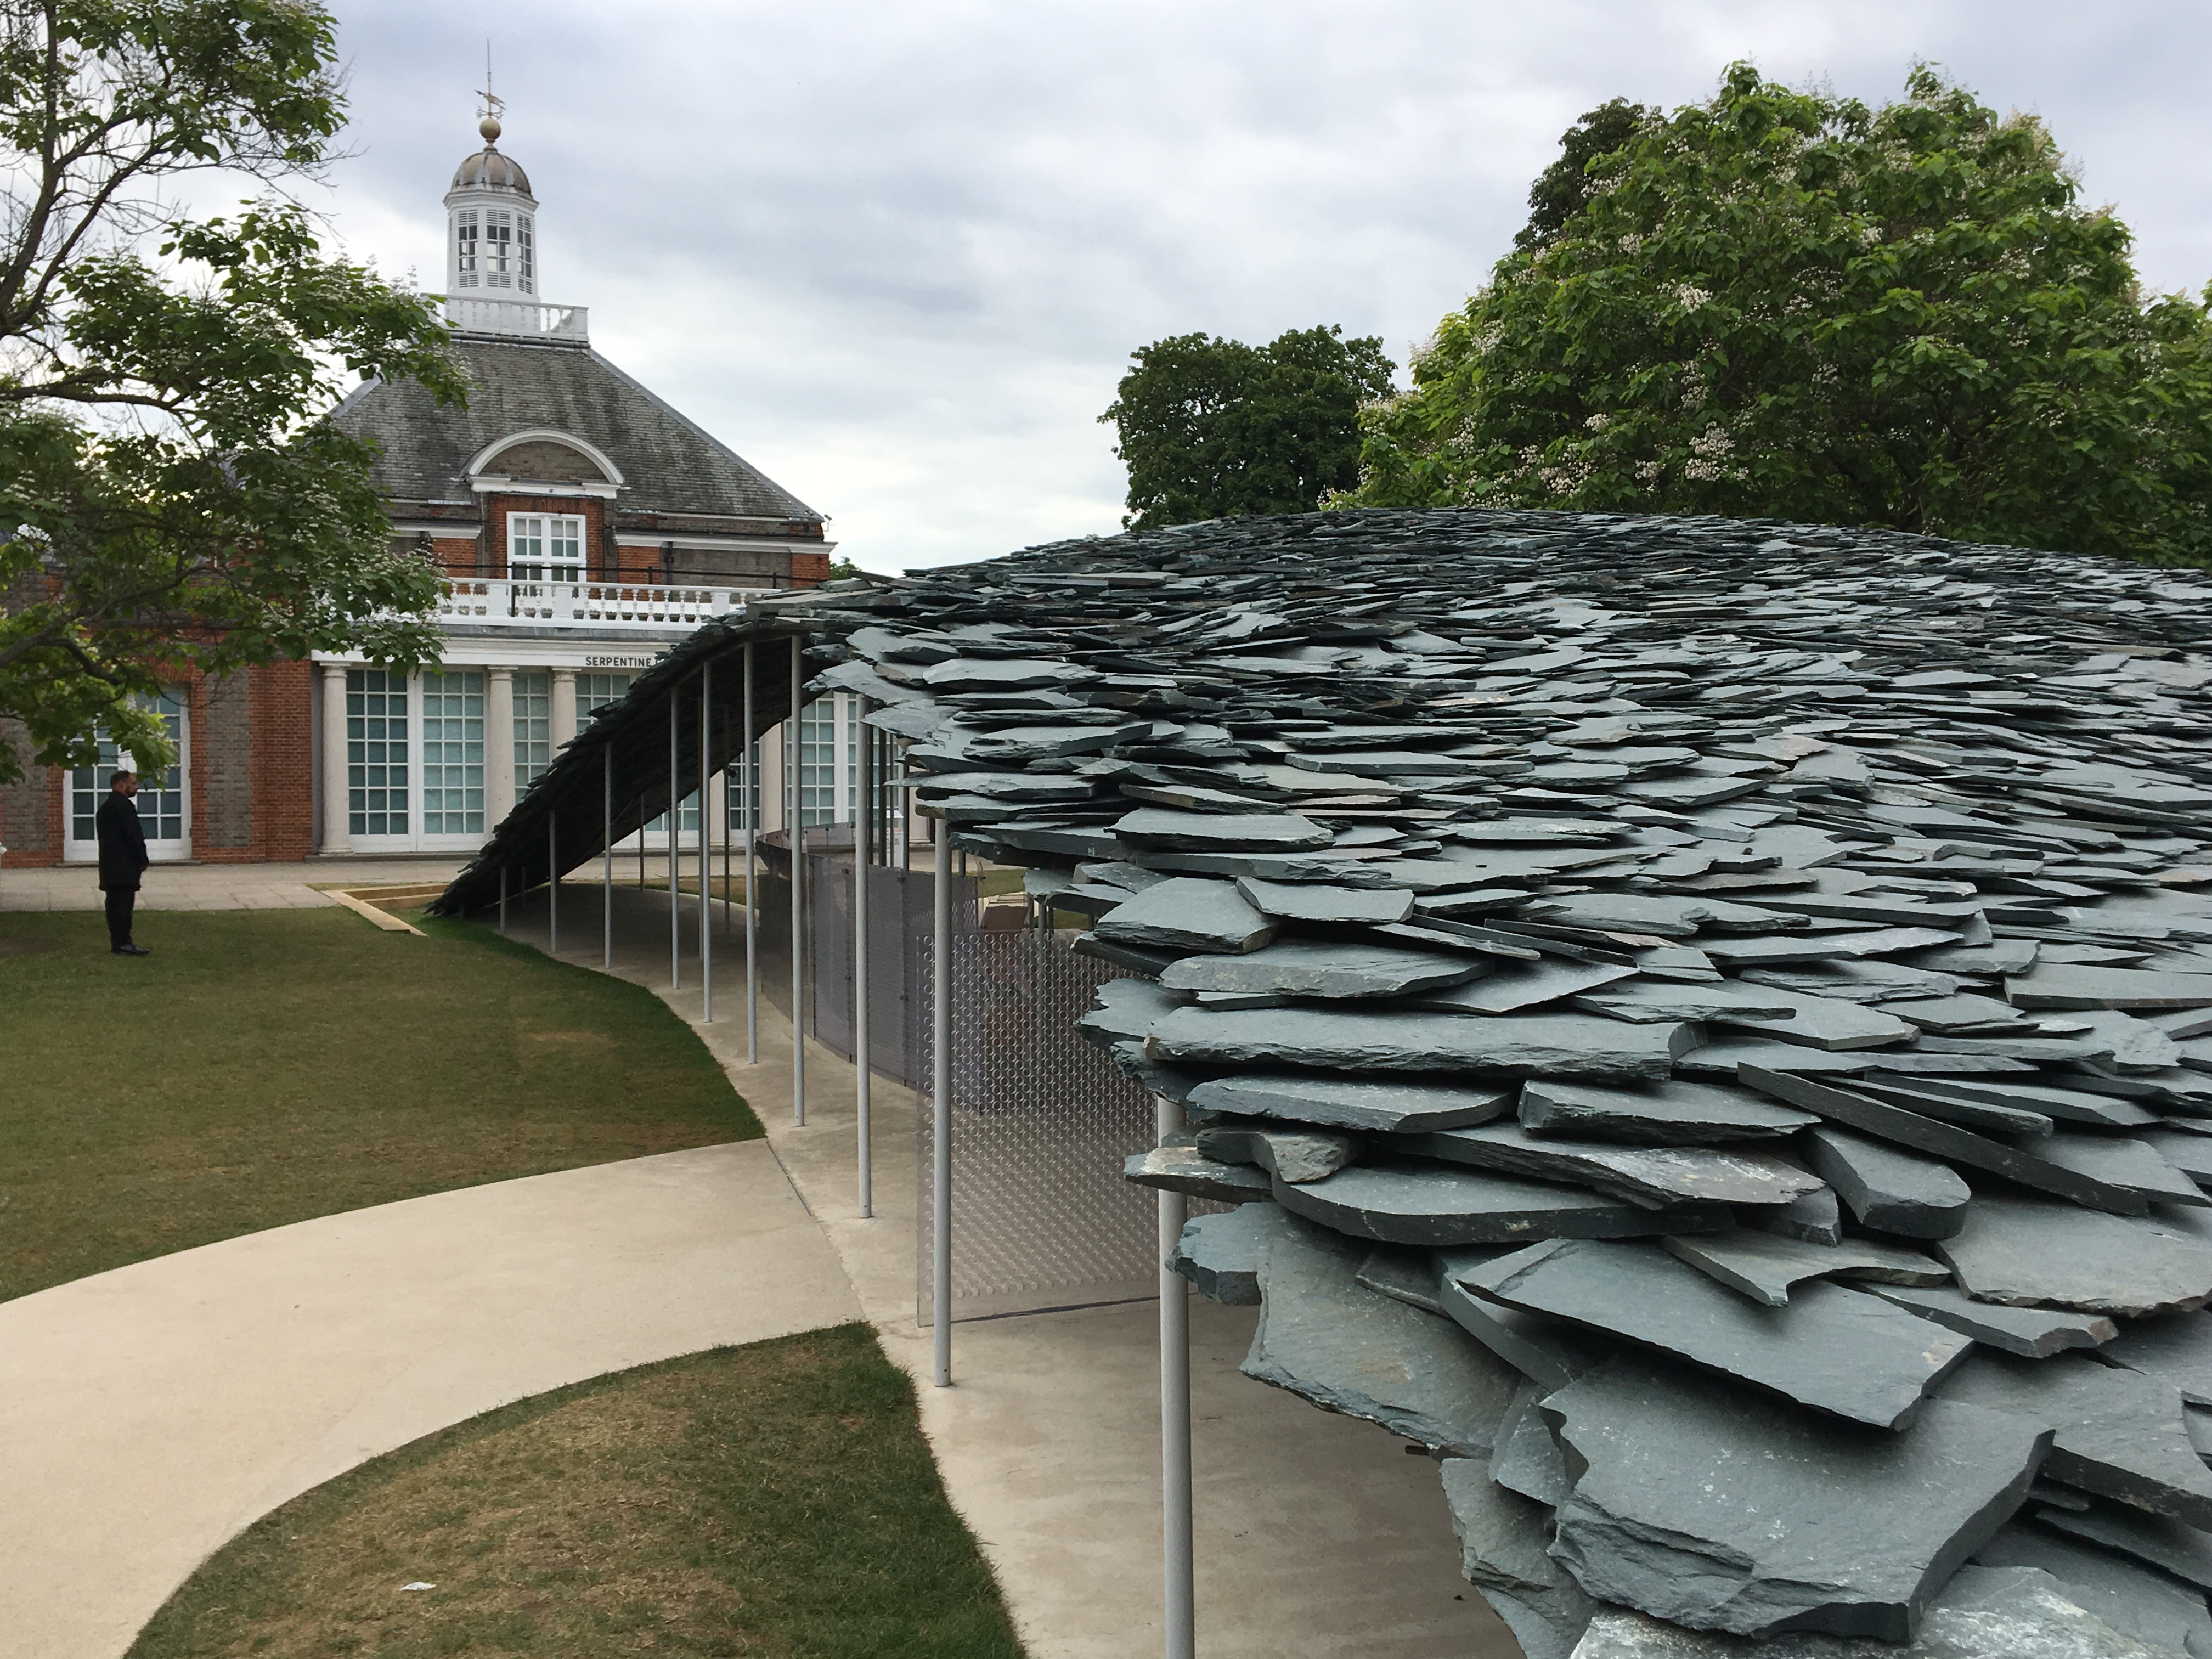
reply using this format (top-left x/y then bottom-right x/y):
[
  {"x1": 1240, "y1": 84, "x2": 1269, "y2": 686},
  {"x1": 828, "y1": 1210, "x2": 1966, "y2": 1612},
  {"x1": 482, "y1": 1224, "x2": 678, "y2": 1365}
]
[
  {"x1": 252, "y1": 658, "x2": 313, "y2": 861},
  {"x1": 482, "y1": 493, "x2": 607, "y2": 578},
  {"x1": 1, "y1": 657, "x2": 313, "y2": 868},
  {"x1": 791, "y1": 551, "x2": 830, "y2": 587}
]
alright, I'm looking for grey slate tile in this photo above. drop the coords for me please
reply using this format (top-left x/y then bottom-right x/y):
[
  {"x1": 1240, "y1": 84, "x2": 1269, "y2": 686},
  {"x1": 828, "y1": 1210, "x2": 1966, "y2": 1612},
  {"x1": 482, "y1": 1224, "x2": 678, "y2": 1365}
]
[
  {"x1": 1149, "y1": 1005, "x2": 1692, "y2": 1081},
  {"x1": 1861, "y1": 1283, "x2": 2120, "y2": 1358},
  {"x1": 1272, "y1": 1162, "x2": 1731, "y2": 1248},
  {"x1": 1543, "y1": 1353, "x2": 2049, "y2": 1638},
  {"x1": 1184, "y1": 1071, "x2": 1513, "y2": 1133},
  {"x1": 1462, "y1": 1239, "x2": 1972, "y2": 1429},
  {"x1": 1240, "y1": 1212, "x2": 1521, "y2": 1455},
  {"x1": 1518, "y1": 1077, "x2": 1818, "y2": 1143},
  {"x1": 1934, "y1": 1197, "x2": 2212, "y2": 1317},
  {"x1": 1940, "y1": 1352, "x2": 2212, "y2": 1530},
  {"x1": 1090, "y1": 876, "x2": 1279, "y2": 954},
  {"x1": 1802, "y1": 1126, "x2": 1973, "y2": 1239}
]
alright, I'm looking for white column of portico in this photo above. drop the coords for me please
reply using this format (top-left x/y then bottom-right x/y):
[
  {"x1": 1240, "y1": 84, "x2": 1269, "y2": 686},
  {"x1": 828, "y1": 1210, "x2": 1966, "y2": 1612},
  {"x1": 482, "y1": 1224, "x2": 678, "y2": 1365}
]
[
  {"x1": 551, "y1": 668, "x2": 579, "y2": 748},
  {"x1": 318, "y1": 664, "x2": 352, "y2": 856},
  {"x1": 486, "y1": 667, "x2": 518, "y2": 828}
]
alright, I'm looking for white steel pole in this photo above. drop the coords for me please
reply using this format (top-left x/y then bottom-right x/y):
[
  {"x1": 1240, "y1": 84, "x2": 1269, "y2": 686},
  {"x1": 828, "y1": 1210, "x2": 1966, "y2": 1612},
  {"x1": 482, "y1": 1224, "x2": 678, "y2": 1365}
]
[
  {"x1": 602, "y1": 743, "x2": 613, "y2": 970},
  {"x1": 669, "y1": 693, "x2": 681, "y2": 990},
  {"x1": 699, "y1": 665, "x2": 713, "y2": 1024},
  {"x1": 855, "y1": 693, "x2": 873, "y2": 1219},
  {"x1": 789, "y1": 638, "x2": 806, "y2": 1126},
  {"x1": 932, "y1": 822, "x2": 952, "y2": 1387},
  {"x1": 1158, "y1": 1090, "x2": 1195, "y2": 1659},
  {"x1": 744, "y1": 640, "x2": 758, "y2": 1065}
]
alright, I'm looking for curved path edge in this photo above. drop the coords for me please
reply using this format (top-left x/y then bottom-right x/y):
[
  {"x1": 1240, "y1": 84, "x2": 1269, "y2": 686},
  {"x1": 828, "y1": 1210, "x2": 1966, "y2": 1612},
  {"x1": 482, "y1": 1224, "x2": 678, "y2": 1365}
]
[{"x1": 0, "y1": 1140, "x2": 859, "y2": 1659}]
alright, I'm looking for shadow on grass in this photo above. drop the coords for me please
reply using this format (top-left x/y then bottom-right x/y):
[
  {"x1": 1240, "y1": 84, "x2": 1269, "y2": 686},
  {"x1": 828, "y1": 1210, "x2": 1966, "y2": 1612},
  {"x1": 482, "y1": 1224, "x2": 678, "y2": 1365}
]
[{"x1": 127, "y1": 1325, "x2": 1024, "y2": 1659}]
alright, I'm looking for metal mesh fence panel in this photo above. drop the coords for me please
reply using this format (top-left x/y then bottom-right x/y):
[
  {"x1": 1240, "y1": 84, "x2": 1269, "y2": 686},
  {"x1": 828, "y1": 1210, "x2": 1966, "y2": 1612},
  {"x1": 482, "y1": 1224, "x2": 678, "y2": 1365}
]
[
  {"x1": 916, "y1": 928, "x2": 1221, "y2": 1324},
  {"x1": 806, "y1": 854, "x2": 969, "y2": 1088}
]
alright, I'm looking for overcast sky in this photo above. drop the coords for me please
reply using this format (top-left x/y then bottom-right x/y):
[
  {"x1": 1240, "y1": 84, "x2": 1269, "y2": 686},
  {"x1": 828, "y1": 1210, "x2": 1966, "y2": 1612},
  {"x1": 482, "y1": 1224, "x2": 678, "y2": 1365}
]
[{"x1": 312, "y1": 1, "x2": 2212, "y2": 573}]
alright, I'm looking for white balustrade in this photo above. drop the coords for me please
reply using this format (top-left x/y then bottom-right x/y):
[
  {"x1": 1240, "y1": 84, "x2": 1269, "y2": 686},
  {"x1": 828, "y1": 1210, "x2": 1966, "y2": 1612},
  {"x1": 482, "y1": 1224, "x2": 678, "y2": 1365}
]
[
  {"x1": 433, "y1": 578, "x2": 767, "y2": 630},
  {"x1": 444, "y1": 297, "x2": 590, "y2": 341}
]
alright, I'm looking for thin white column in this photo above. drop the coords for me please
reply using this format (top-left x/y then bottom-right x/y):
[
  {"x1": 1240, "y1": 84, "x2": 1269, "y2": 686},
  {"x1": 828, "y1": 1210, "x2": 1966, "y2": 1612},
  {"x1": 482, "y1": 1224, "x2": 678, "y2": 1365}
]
[
  {"x1": 699, "y1": 665, "x2": 713, "y2": 1024},
  {"x1": 932, "y1": 822, "x2": 952, "y2": 1387},
  {"x1": 789, "y1": 641, "x2": 806, "y2": 1126},
  {"x1": 485, "y1": 667, "x2": 518, "y2": 827},
  {"x1": 744, "y1": 640, "x2": 758, "y2": 1065},
  {"x1": 550, "y1": 667, "x2": 579, "y2": 748},
  {"x1": 1158, "y1": 1090, "x2": 1194, "y2": 1658},
  {"x1": 855, "y1": 693, "x2": 872, "y2": 1219},
  {"x1": 669, "y1": 692, "x2": 681, "y2": 990},
  {"x1": 318, "y1": 664, "x2": 351, "y2": 855},
  {"x1": 602, "y1": 744, "x2": 613, "y2": 970}
]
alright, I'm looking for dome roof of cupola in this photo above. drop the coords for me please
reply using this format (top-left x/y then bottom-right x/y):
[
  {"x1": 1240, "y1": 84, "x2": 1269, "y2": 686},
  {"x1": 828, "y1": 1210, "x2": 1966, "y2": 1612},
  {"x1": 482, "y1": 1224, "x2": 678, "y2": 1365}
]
[{"x1": 450, "y1": 115, "x2": 531, "y2": 194}]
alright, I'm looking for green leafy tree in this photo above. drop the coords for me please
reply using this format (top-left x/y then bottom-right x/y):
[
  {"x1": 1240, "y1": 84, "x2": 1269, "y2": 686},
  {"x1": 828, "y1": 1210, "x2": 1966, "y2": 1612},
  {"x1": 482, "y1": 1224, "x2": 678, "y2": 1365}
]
[
  {"x1": 1102, "y1": 325, "x2": 1394, "y2": 529},
  {"x1": 1515, "y1": 97, "x2": 1656, "y2": 251},
  {"x1": 1350, "y1": 65, "x2": 2212, "y2": 565},
  {"x1": 0, "y1": 0, "x2": 465, "y2": 784}
]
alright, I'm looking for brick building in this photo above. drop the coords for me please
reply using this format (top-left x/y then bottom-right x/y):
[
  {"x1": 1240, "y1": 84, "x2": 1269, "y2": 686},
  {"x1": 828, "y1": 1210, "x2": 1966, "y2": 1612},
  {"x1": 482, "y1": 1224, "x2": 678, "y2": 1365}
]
[{"x1": 0, "y1": 114, "x2": 833, "y2": 869}]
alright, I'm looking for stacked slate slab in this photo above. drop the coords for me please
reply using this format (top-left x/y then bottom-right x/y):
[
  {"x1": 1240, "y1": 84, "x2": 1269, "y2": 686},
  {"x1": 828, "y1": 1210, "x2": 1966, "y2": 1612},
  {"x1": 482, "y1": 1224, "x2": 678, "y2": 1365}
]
[{"x1": 774, "y1": 506, "x2": 2212, "y2": 1657}]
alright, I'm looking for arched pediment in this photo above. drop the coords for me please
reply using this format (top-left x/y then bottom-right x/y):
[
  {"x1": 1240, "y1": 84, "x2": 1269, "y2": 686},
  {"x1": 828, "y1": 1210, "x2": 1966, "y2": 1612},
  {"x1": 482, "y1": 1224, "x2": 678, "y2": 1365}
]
[{"x1": 466, "y1": 428, "x2": 626, "y2": 487}]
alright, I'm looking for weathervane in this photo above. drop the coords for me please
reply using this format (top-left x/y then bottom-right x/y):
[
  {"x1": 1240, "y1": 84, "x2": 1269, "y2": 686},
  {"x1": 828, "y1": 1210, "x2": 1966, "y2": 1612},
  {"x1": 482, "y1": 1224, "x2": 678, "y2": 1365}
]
[{"x1": 476, "y1": 43, "x2": 503, "y2": 142}]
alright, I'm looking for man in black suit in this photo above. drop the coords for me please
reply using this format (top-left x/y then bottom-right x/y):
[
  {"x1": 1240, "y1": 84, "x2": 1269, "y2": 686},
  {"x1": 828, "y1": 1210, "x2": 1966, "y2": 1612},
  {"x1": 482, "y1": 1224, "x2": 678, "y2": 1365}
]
[{"x1": 95, "y1": 771, "x2": 151, "y2": 955}]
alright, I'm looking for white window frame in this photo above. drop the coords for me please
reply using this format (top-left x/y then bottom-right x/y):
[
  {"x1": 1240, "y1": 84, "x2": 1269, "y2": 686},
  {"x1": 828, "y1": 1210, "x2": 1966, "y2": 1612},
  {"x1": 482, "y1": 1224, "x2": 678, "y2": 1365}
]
[
  {"x1": 507, "y1": 512, "x2": 585, "y2": 582},
  {"x1": 344, "y1": 670, "x2": 494, "y2": 855},
  {"x1": 64, "y1": 689, "x2": 191, "y2": 863}
]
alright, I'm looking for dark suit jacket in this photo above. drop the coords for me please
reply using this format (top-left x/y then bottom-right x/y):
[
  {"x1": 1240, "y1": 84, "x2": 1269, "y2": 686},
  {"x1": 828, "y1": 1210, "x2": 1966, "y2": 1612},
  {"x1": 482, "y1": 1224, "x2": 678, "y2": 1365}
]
[{"x1": 95, "y1": 791, "x2": 149, "y2": 890}]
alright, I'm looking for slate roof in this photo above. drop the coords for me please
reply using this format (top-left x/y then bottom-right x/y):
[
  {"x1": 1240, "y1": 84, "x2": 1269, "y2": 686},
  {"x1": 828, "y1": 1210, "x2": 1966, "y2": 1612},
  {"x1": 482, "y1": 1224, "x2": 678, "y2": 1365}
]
[
  {"x1": 437, "y1": 506, "x2": 2212, "y2": 1657},
  {"x1": 330, "y1": 337, "x2": 823, "y2": 524}
]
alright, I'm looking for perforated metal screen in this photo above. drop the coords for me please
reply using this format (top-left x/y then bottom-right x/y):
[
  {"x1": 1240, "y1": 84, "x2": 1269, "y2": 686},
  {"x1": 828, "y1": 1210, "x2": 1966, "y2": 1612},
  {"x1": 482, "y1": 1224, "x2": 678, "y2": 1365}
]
[{"x1": 915, "y1": 929, "x2": 1212, "y2": 1325}]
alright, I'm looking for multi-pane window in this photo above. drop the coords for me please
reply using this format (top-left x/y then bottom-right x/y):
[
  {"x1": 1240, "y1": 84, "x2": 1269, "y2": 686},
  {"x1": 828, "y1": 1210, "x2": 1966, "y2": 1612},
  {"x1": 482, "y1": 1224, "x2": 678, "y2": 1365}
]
[
  {"x1": 420, "y1": 671, "x2": 485, "y2": 834},
  {"x1": 578, "y1": 672, "x2": 631, "y2": 717},
  {"x1": 509, "y1": 513, "x2": 583, "y2": 580},
  {"x1": 727, "y1": 740, "x2": 761, "y2": 831},
  {"x1": 799, "y1": 696, "x2": 857, "y2": 826},
  {"x1": 347, "y1": 669, "x2": 408, "y2": 835},
  {"x1": 70, "y1": 691, "x2": 185, "y2": 845},
  {"x1": 517, "y1": 214, "x2": 534, "y2": 294},
  {"x1": 455, "y1": 209, "x2": 479, "y2": 288},
  {"x1": 515, "y1": 670, "x2": 551, "y2": 788}
]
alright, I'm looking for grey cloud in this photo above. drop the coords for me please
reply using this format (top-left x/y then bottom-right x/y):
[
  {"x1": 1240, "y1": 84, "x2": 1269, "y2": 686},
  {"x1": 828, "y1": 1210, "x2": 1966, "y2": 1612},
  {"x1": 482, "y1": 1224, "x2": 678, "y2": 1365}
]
[{"x1": 318, "y1": 0, "x2": 2212, "y2": 569}]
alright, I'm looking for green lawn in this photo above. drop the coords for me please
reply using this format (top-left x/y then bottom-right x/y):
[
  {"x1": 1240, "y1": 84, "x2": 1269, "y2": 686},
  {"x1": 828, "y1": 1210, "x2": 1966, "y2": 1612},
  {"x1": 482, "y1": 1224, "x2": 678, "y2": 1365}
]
[
  {"x1": 127, "y1": 1326, "x2": 1024, "y2": 1659},
  {"x1": 0, "y1": 905, "x2": 759, "y2": 1302}
]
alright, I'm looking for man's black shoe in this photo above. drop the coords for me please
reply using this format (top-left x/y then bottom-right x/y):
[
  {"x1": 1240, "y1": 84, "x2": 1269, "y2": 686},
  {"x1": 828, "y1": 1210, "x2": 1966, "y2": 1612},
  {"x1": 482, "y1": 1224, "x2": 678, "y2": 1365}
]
[{"x1": 111, "y1": 944, "x2": 151, "y2": 956}]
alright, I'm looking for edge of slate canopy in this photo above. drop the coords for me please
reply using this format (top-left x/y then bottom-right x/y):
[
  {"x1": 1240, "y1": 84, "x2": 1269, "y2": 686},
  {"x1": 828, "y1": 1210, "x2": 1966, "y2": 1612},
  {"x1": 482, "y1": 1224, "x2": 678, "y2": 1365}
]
[{"x1": 427, "y1": 501, "x2": 2212, "y2": 1658}]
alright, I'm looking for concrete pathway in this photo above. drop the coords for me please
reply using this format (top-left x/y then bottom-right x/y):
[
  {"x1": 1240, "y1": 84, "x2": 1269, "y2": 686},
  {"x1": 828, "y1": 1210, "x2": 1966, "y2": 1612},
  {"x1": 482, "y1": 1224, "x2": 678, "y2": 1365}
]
[
  {"x1": 0, "y1": 855, "x2": 469, "y2": 911},
  {"x1": 509, "y1": 883, "x2": 1514, "y2": 1658},
  {"x1": 0, "y1": 1142, "x2": 857, "y2": 1659}
]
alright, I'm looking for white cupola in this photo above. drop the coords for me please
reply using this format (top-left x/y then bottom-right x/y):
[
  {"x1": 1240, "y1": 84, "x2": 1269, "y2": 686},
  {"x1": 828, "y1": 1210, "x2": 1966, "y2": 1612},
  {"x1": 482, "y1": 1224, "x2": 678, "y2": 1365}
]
[{"x1": 443, "y1": 114, "x2": 537, "y2": 297}]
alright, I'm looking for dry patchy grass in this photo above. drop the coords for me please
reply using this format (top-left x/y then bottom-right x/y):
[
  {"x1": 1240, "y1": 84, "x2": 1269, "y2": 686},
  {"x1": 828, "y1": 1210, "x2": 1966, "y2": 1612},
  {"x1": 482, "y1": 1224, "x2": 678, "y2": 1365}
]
[{"x1": 128, "y1": 1326, "x2": 1022, "y2": 1659}]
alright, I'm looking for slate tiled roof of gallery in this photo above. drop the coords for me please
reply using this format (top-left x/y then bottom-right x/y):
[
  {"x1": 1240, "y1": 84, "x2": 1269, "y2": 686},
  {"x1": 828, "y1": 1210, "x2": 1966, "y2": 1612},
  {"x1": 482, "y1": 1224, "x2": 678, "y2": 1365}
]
[{"x1": 732, "y1": 506, "x2": 2212, "y2": 1656}]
